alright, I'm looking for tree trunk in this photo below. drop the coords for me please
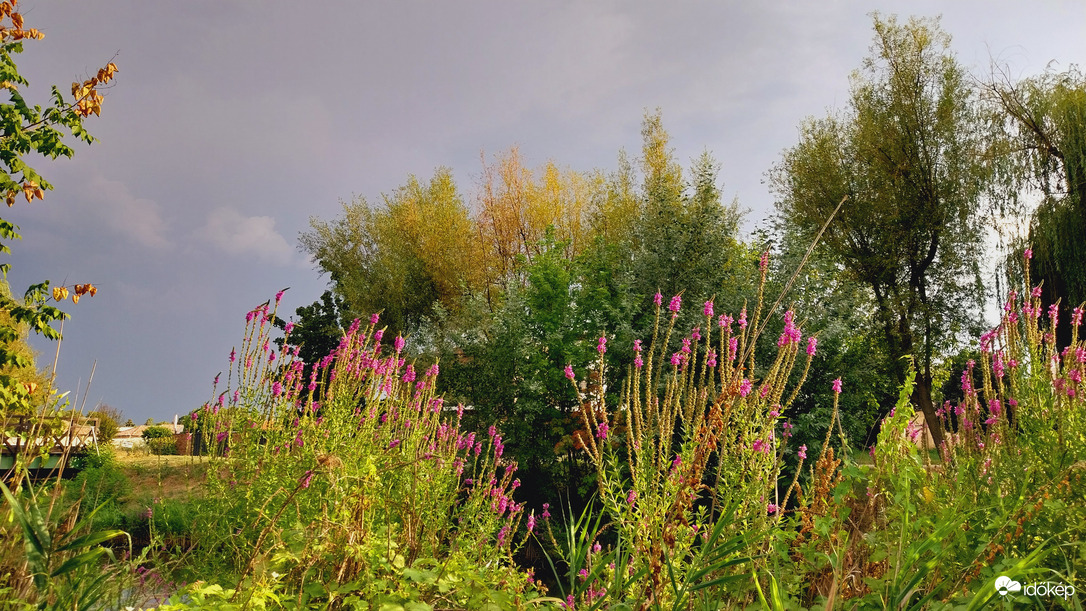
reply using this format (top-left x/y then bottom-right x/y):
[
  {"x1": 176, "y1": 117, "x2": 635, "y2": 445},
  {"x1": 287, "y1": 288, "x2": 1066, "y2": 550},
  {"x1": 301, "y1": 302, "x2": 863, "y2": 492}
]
[{"x1": 911, "y1": 371, "x2": 945, "y2": 452}]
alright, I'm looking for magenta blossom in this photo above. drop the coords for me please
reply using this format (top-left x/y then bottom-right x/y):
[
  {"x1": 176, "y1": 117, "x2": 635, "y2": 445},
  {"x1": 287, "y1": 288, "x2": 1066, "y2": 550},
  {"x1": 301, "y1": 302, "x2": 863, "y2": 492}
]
[
  {"x1": 653, "y1": 292, "x2": 663, "y2": 307},
  {"x1": 807, "y1": 336, "x2": 817, "y2": 356},
  {"x1": 564, "y1": 364, "x2": 575, "y2": 381},
  {"x1": 598, "y1": 335, "x2": 607, "y2": 354},
  {"x1": 1024, "y1": 247, "x2": 1033, "y2": 260},
  {"x1": 669, "y1": 294, "x2": 682, "y2": 314},
  {"x1": 739, "y1": 378, "x2": 753, "y2": 397},
  {"x1": 704, "y1": 300, "x2": 714, "y2": 317},
  {"x1": 798, "y1": 444, "x2": 807, "y2": 460},
  {"x1": 394, "y1": 335, "x2": 405, "y2": 352},
  {"x1": 832, "y1": 378, "x2": 842, "y2": 394},
  {"x1": 767, "y1": 503, "x2": 778, "y2": 515}
]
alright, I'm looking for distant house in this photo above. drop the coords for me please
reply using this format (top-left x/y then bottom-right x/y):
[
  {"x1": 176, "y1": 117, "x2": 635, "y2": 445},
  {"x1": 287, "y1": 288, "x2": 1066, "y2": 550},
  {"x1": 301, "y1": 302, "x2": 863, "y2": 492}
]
[
  {"x1": 112, "y1": 420, "x2": 185, "y2": 450},
  {"x1": 112, "y1": 425, "x2": 149, "y2": 449}
]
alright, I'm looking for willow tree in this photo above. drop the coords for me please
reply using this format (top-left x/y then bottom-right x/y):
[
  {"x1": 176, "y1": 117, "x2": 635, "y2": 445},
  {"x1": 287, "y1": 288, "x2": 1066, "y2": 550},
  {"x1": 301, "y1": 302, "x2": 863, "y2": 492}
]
[
  {"x1": 771, "y1": 14, "x2": 990, "y2": 449},
  {"x1": 988, "y1": 68, "x2": 1086, "y2": 347}
]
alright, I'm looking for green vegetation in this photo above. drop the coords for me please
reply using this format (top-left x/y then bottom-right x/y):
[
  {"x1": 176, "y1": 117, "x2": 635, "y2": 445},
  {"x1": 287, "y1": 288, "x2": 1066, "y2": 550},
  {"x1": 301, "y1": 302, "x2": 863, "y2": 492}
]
[{"x1": 3, "y1": 9, "x2": 1085, "y2": 611}]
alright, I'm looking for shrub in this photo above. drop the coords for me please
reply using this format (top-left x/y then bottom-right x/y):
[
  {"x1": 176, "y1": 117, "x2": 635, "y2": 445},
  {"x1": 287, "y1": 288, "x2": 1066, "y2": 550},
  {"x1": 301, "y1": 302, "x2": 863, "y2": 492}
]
[{"x1": 142, "y1": 425, "x2": 173, "y2": 440}]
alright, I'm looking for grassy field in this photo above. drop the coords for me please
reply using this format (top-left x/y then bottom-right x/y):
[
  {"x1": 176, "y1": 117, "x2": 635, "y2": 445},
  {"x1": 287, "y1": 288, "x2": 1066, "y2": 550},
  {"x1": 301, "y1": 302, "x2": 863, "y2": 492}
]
[{"x1": 111, "y1": 451, "x2": 210, "y2": 504}]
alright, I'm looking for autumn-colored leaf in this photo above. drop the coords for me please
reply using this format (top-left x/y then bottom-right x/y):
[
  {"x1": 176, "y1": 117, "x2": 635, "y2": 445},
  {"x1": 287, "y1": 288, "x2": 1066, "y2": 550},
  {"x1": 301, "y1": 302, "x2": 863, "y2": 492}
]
[{"x1": 52, "y1": 286, "x2": 68, "y2": 301}]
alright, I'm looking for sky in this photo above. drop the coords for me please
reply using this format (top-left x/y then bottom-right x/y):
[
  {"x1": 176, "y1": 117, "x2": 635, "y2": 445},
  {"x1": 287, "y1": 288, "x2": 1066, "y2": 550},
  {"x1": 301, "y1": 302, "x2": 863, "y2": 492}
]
[{"x1": 5, "y1": 1, "x2": 1085, "y2": 423}]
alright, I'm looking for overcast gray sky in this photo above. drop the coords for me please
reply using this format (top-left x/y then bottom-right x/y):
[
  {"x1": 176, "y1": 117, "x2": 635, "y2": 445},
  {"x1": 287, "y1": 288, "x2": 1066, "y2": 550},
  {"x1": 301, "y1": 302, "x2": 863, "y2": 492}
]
[{"x1": 6, "y1": 1, "x2": 1084, "y2": 423}]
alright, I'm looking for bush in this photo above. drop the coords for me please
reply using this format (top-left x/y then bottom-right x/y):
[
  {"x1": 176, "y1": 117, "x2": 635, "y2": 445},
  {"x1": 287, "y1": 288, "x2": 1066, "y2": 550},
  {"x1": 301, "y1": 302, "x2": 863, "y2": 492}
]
[
  {"x1": 147, "y1": 436, "x2": 178, "y2": 455},
  {"x1": 142, "y1": 425, "x2": 173, "y2": 440}
]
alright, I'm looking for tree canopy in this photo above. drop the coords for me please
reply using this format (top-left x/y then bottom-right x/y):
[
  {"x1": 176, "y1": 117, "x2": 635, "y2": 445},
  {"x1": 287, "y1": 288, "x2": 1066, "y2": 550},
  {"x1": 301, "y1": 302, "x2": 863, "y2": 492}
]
[{"x1": 771, "y1": 14, "x2": 990, "y2": 447}]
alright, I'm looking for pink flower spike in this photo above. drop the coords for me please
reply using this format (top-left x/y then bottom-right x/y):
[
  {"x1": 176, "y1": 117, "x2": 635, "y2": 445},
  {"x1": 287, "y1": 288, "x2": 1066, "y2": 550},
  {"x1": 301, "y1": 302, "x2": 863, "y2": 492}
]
[
  {"x1": 807, "y1": 336, "x2": 817, "y2": 357},
  {"x1": 767, "y1": 503, "x2": 778, "y2": 515},
  {"x1": 798, "y1": 444, "x2": 807, "y2": 460},
  {"x1": 369, "y1": 312, "x2": 380, "y2": 325},
  {"x1": 597, "y1": 335, "x2": 607, "y2": 355},
  {"x1": 564, "y1": 364, "x2": 575, "y2": 381},
  {"x1": 832, "y1": 378, "x2": 842, "y2": 394},
  {"x1": 669, "y1": 294, "x2": 682, "y2": 314},
  {"x1": 275, "y1": 289, "x2": 285, "y2": 303},
  {"x1": 1024, "y1": 247, "x2": 1033, "y2": 260},
  {"x1": 738, "y1": 307, "x2": 747, "y2": 329},
  {"x1": 394, "y1": 335, "x2": 405, "y2": 353},
  {"x1": 704, "y1": 300, "x2": 714, "y2": 317},
  {"x1": 653, "y1": 292, "x2": 663, "y2": 307},
  {"x1": 739, "y1": 378, "x2": 753, "y2": 397}
]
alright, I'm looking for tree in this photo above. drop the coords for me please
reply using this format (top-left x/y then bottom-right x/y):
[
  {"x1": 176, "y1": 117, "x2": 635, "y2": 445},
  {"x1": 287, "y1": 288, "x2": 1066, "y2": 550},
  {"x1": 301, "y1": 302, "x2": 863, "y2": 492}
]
[
  {"x1": 301, "y1": 169, "x2": 480, "y2": 337},
  {"x1": 0, "y1": 0, "x2": 113, "y2": 411},
  {"x1": 0, "y1": 278, "x2": 51, "y2": 413},
  {"x1": 771, "y1": 14, "x2": 990, "y2": 448},
  {"x1": 87, "y1": 403, "x2": 122, "y2": 443},
  {"x1": 987, "y1": 67, "x2": 1086, "y2": 347}
]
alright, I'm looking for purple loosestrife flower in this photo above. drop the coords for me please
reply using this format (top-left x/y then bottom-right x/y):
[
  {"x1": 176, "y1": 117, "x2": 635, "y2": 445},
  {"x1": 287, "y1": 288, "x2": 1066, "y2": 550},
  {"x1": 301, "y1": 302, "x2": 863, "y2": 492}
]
[
  {"x1": 299, "y1": 470, "x2": 314, "y2": 488},
  {"x1": 832, "y1": 378, "x2": 842, "y2": 394},
  {"x1": 691, "y1": 327, "x2": 701, "y2": 341},
  {"x1": 681, "y1": 337, "x2": 691, "y2": 354},
  {"x1": 527, "y1": 512, "x2": 536, "y2": 534},
  {"x1": 704, "y1": 300, "x2": 714, "y2": 317},
  {"x1": 272, "y1": 381, "x2": 282, "y2": 397},
  {"x1": 598, "y1": 335, "x2": 607, "y2": 354},
  {"x1": 633, "y1": 339, "x2": 642, "y2": 353},
  {"x1": 798, "y1": 444, "x2": 807, "y2": 460},
  {"x1": 782, "y1": 421, "x2": 793, "y2": 437},
  {"x1": 626, "y1": 489, "x2": 636, "y2": 506},
  {"x1": 388, "y1": 439, "x2": 401, "y2": 450},
  {"x1": 767, "y1": 503, "x2": 778, "y2": 515},
  {"x1": 1074, "y1": 307, "x2": 1084, "y2": 327},
  {"x1": 669, "y1": 294, "x2": 682, "y2": 314},
  {"x1": 394, "y1": 335, "x2": 405, "y2": 352},
  {"x1": 807, "y1": 336, "x2": 817, "y2": 356},
  {"x1": 1024, "y1": 247, "x2": 1033, "y2": 260},
  {"x1": 738, "y1": 307, "x2": 747, "y2": 329},
  {"x1": 739, "y1": 378, "x2": 753, "y2": 397},
  {"x1": 370, "y1": 312, "x2": 380, "y2": 325},
  {"x1": 542, "y1": 503, "x2": 551, "y2": 519},
  {"x1": 654, "y1": 292, "x2": 663, "y2": 307},
  {"x1": 564, "y1": 364, "x2": 575, "y2": 381},
  {"x1": 596, "y1": 422, "x2": 609, "y2": 440},
  {"x1": 707, "y1": 350, "x2": 717, "y2": 367},
  {"x1": 402, "y1": 366, "x2": 416, "y2": 384},
  {"x1": 284, "y1": 321, "x2": 294, "y2": 335},
  {"x1": 671, "y1": 352, "x2": 682, "y2": 367},
  {"x1": 374, "y1": 329, "x2": 384, "y2": 344},
  {"x1": 634, "y1": 354, "x2": 644, "y2": 368}
]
